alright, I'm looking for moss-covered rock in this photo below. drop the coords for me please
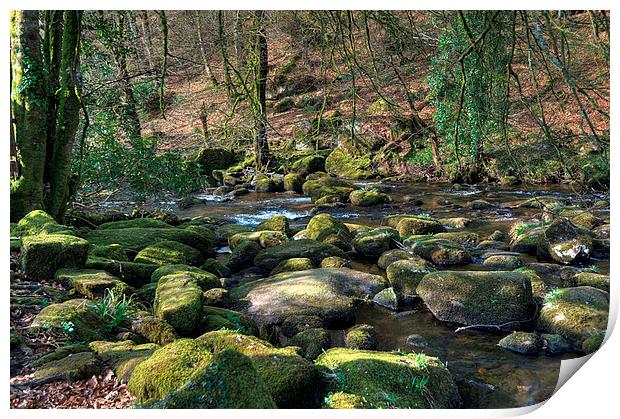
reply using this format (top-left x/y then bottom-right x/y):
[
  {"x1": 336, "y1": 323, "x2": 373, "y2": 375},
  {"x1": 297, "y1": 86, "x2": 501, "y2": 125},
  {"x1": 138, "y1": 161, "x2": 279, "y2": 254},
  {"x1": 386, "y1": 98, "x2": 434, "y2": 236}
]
[
  {"x1": 270, "y1": 257, "x2": 315, "y2": 275},
  {"x1": 582, "y1": 330, "x2": 606, "y2": 354},
  {"x1": 21, "y1": 234, "x2": 88, "y2": 281},
  {"x1": 231, "y1": 268, "x2": 386, "y2": 328},
  {"x1": 280, "y1": 315, "x2": 324, "y2": 337},
  {"x1": 256, "y1": 215, "x2": 292, "y2": 236},
  {"x1": 98, "y1": 218, "x2": 173, "y2": 230},
  {"x1": 254, "y1": 239, "x2": 346, "y2": 271},
  {"x1": 417, "y1": 271, "x2": 535, "y2": 327},
  {"x1": 143, "y1": 349, "x2": 276, "y2": 408},
  {"x1": 324, "y1": 148, "x2": 372, "y2": 179},
  {"x1": 320, "y1": 256, "x2": 351, "y2": 268},
  {"x1": 537, "y1": 286, "x2": 609, "y2": 349},
  {"x1": 518, "y1": 197, "x2": 565, "y2": 210},
  {"x1": 306, "y1": 213, "x2": 353, "y2": 250},
  {"x1": 352, "y1": 227, "x2": 398, "y2": 259},
  {"x1": 568, "y1": 272, "x2": 609, "y2": 292},
  {"x1": 302, "y1": 177, "x2": 356, "y2": 203},
  {"x1": 290, "y1": 328, "x2": 330, "y2": 360},
  {"x1": 200, "y1": 306, "x2": 258, "y2": 336},
  {"x1": 377, "y1": 249, "x2": 415, "y2": 269},
  {"x1": 316, "y1": 348, "x2": 460, "y2": 409},
  {"x1": 434, "y1": 231, "x2": 481, "y2": 247},
  {"x1": 201, "y1": 258, "x2": 231, "y2": 278},
  {"x1": 154, "y1": 274, "x2": 203, "y2": 336},
  {"x1": 439, "y1": 217, "x2": 471, "y2": 229},
  {"x1": 291, "y1": 155, "x2": 326, "y2": 177},
  {"x1": 410, "y1": 238, "x2": 472, "y2": 266},
  {"x1": 509, "y1": 226, "x2": 546, "y2": 255},
  {"x1": 229, "y1": 230, "x2": 288, "y2": 249},
  {"x1": 372, "y1": 287, "x2": 399, "y2": 311},
  {"x1": 31, "y1": 299, "x2": 110, "y2": 342},
  {"x1": 30, "y1": 343, "x2": 90, "y2": 368},
  {"x1": 86, "y1": 227, "x2": 214, "y2": 258},
  {"x1": 131, "y1": 312, "x2": 177, "y2": 345},
  {"x1": 283, "y1": 173, "x2": 305, "y2": 193},
  {"x1": 386, "y1": 259, "x2": 434, "y2": 300},
  {"x1": 467, "y1": 199, "x2": 497, "y2": 210},
  {"x1": 387, "y1": 215, "x2": 446, "y2": 238},
  {"x1": 33, "y1": 352, "x2": 102, "y2": 382},
  {"x1": 85, "y1": 257, "x2": 158, "y2": 288},
  {"x1": 226, "y1": 240, "x2": 262, "y2": 273},
  {"x1": 151, "y1": 264, "x2": 220, "y2": 291},
  {"x1": 198, "y1": 330, "x2": 321, "y2": 408},
  {"x1": 349, "y1": 190, "x2": 391, "y2": 207},
  {"x1": 13, "y1": 210, "x2": 58, "y2": 236},
  {"x1": 128, "y1": 338, "x2": 214, "y2": 402},
  {"x1": 344, "y1": 324, "x2": 378, "y2": 350},
  {"x1": 216, "y1": 224, "x2": 255, "y2": 244},
  {"x1": 255, "y1": 176, "x2": 284, "y2": 193},
  {"x1": 483, "y1": 254, "x2": 524, "y2": 270},
  {"x1": 497, "y1": 332, "x2": 542, "y2": 355},
  {"x1": 55, "y1": 268, "x2": 129, "y2": 298},
  {"x1": 193, "y1": 148, "x2": 236, "y2": 177},
  {"x1": 134, "y1": 240, "x2": 204, "y2": 266},
  {"x1": 90, "y1": 340, "x2": 159, "y2": 382},
  {"x1": 202, "y1": 288, "x2": 230, "y2": 308},
  {"x1": 541, "y1": 333, "x2": 572, "y2": 355},
  {"x1": 88, "y1": 244, "x2": 129, "y2": 261},
  {"x1": 539, "y1": 220, "x2": 593, "y2": 264}
]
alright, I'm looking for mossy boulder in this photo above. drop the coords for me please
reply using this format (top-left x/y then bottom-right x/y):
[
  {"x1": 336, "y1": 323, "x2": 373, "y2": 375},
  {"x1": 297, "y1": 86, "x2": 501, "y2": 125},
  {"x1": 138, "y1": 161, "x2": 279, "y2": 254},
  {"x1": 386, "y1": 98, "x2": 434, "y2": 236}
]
[
  {"x1": 302, "y1": 177, "x2": 356, "y2": 203},
  {"x1": 253, "y1": 239, "x2": 346, "y2": 271},
  {"x1": 201, "y1": 258, "x2": 231, "y2": 278},
  {"x1": 30, "y1": 343, "x2": 90, "y2": 368},
  {"x1": 229, "y1": 230, "x2": 288, "y2": 249},
  {"x1": 154, "y1": 274, "x2": 203, "y2": 336},
  {"x1": 306, "y1": 213, "x2": 353, "y2": 251},
  {"x1": 345, "y1": 324, "x2": 378, "y2": 350},
  {"x1": 434, "y1": 231, "x2": 480, "y2": 247},
  {"x1": 290, "y1": 328, "x2": 331, "y2": 360},
  {"x1": 349, "y1": 190, "x2": 391, "y2": 207},
  {"x1": 537, "y1": 286, "x2": 609, "y2": 349},
  {"x1": 193, "y1": 148, "x2": 236, "y2": 177},
  {"x1": 291, "y1": 155, "x2": 325, "y2": 177},
  {"x1": 386, "y1": 259, "x2": 434, "y2": 300},
  {"x1": 417, "y1": 271, "x2": 535, "y2": 327},
  {"x1": 86, "y1": 227, "x2": 215, "y2": 258},
  {"x1": 518, "y1": 196, "x2": 565, "y2": 210},
  {"x1": 143, "y1": 349, "x2": 276, "y2": 408},
  {"x1": 352, "y1": 227, "x2": 399, "y2": 258},
  {"x1": 226, "y1": 240, "x2": 262, "y2": 273},
  {"x1": 13, "y1": 210, "x2": 74, "y2": 237},
  {"x1": 316, "y1": 348, "x2": 460, "y2": 409},
  {"x1": 270, "y1": 257, "x2": 315, "y2": 275},
  {"x1": 134, "y1": 240, "x2": 204, "y2": 266},
  {"x1": 510, "y1": 226, "x2": 546, "y2": 254},
  {"x1": 256, "y1": 215, "x2": 292, "y2": 236},
  {"x1": 21, "y1": 234, "x2": 88, "y2": 281},
  {"x1": 539, "y1": 220, "x2": 593, "y2": 264},
  {"x1": 582, "y1": 330, "x2": 606, "y2": 354},
  {"x1": 387, "y1": 215, "x2": 446, "y2": 237},
  {"x1": 231, "y1": 268, "x2": 387, "y2": 328},
  {"x1": 468, "y1": 199, "x2": 497, "y2": 210},
  {"x1": 568, "y1": 211, "x2": 603, "y2": 230},
  {"x1": 410, "y1": 238, "x2": 472, "y2": 266},
  {"x1": 90, "y1": 340, "x2": 159, "y2": 382},
  {"x1": 55, "y1": 268, "x2": 129, "y2": 298},
  {"x1": 497, "y1": 332, "x2": 543, "y2": 355},
  {"x1": 280, "y1": 315, "x2": 324, "y2": 337},
  {"x1": 283, "y1": 173, "x2": 304, "y2": 193},
  {"x1": 200, "y1": 306, "x2": 258, "y2": 336},
  {"x1": 541, "y1": 333, "x2": 572, "y2": 355},
  {"x1": 483, "y1": 254, "x2": 524, "y2": 270},
  {"x1": 131, "y1": 312, "x2": 177, "y2": 345},
  {"x1": 255, "y1": 176, "x2": 284, "y2": 193},
  {"x1": 216, "y1": 224, "x2": 255, "y2": 244},
  {"x1": 151, "y1": 264, "x2": 220, "y2": 291},
  {"x1": 128, "y1": 338, "x2": 214, "y2": 402},
  {"x1": 98, "y1": 218, "x2": 173, "y2": 230},
  {"x1": 324, "y1": 148, "x2": 372, "y2": 179},
  {"x1": 89, "y1": 244, "x2": 129, "y2": 261},
  {"x1": 439, "y1": 217, "x2": 471, "y2": 229},
  {"x1": 31, "y1": 299, "x2": 110, "y2": 342},
  {"x1": 568, "y1": 272, "x2": 609, "y2": 292},
  {"x1": 372, "y1": 287, "x2": 399, "y2": 311},
  {"x1": 85, "y1": 257, "x2": 158, "y2": 288},
  {"x1": 202, "y1": 288, "x2": 230, "y2": 308},
  {"x1": 320, "y1": 256, "x2": 351, "y2": 268},
  {"x1": 377, "y1": 249, "x2": 415, "y2": 269},
  {"x1": 198, "y1": 330, "x2": 321, "y2": 408},
  {"x1": 32, "y1": 352, "x2": 103, "y2": 382}
]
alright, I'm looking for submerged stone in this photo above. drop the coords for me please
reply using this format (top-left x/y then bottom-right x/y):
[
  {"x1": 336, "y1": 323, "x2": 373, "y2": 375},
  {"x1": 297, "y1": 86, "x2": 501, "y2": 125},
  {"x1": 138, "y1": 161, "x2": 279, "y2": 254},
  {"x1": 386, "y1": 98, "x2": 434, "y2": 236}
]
[{"x1": 497, "y1": 332, "x2": 542, "y2": 355}]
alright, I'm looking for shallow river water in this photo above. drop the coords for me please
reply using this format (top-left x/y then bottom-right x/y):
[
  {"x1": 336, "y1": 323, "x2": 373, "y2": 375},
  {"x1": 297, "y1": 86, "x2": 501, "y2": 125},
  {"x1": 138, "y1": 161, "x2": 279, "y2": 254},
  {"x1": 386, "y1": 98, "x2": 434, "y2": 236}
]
[{"x1": 174, "y1": 181, "x2": 609, "y2": 408}]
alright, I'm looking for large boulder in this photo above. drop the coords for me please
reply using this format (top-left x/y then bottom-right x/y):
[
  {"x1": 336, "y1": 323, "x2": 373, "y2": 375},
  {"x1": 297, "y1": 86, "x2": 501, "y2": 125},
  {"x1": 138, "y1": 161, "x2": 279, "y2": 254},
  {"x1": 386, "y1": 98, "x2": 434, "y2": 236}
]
[
  {"x1": 154, "y1": 274, "x2": 203, "y2": 336},
  {"x1": 568, "y1": 272, "x2": 609, "y2": 292},
  {"x1": 344, "y1": 324, "x2": 378, "y2": 350},
  {"x1": 302, "y1": 177, "x2": 356, "y2": 203},
  {"x1": 229, "y1": 230, "x2": 288, "y2": 249},
  {"x1": 352, "y1": 227, "x2": 399, "y2": 259},
  {"x1": 85, "y1": 257, "x2": 158, "y2": 288},
  {"x1": 349, "y1": 190, "x2": 391, "y2": 207},
  {"x1": 316, "y1": 348, "x2": 460, "y2": 408},
  {"x1": 90, "y1": 340, "x2": 159, "y2": 382},
  {"x1": 410, "y1": 238, "x2": 472, "y2": 266},
  {"x1": 226, "y1": 240, "x2": 262, "y2": 273},
  {"x1": 151, "y1": 264, "x2": 220, "y2": 291},
  {"x1": 256, "y1": 215, "x2": 292, "y2": 236},
  {"x1": 55, "y1": 268, "x2": 129, "y2": 298},
  {"x1": 31, "y1": 299, "x2": 110, "y2": 342},
  {"x1": 377, "y1": 249, "x2": 415, "y2": 269},
  {"x1": 200, "y1": 306, "x2": 258, "y2": 336},
  {"x1": 270, "y1": 257, "x2": 315, "y2": 275},
  {"x1": 283, "y1": 173, "x2": 304, "y2": 193},
  {"x1": 193, "y1": 148, "x2": 236, "y2": 177},
  {"x1": 134, "y1": 240, "x2": 204, "y2": 266},
  {"x1": 306, "y1": 213, "x2": 353, "y2": 250},
  {"x1": 254, "y1": 239, "x2": 346, "y2": 271},
  {"x1": 291, "y1": 155, "x2": 325, "y2": 177},
  {"x1": 539, "y1": 220, "x2": 593, "y2": 264},
  {"x1": 537, "y1": 286, "x2": 609, "y2": 349},
  {"x1": 231, "y1": 268, "x2": 386, "y2": 328},
  {"x1": 198, "y1": 330, "x2": 321, "y2": 408},
  {"x1": 386, "y1": 215, "x2": 446, "y2": 237},
  {"x1": 509, "y1": 225, "x2": 546, "y2": 254},
  {"x1": 324, "y1": 148, "x2": 372, "y2": 179},
  {"x1": 21, "y1": 234, "x2": 88, "y2": 281},
  {"x1": 13, "y1": 210, "x2": 62, "y2": 236},
  {"x1": 386, "y1": 259, "x2": 434, "y2": 300},
  {"x1": 416, "y1": 271, "x2": 535, "y2": 327}
]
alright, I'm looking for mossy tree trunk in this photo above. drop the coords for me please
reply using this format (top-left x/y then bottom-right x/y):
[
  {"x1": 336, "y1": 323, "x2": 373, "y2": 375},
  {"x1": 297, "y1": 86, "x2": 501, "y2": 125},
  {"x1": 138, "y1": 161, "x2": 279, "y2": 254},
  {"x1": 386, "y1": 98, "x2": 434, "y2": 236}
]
[{"x1": 254, "y1": 11, "x2": 270, "y2": 169}]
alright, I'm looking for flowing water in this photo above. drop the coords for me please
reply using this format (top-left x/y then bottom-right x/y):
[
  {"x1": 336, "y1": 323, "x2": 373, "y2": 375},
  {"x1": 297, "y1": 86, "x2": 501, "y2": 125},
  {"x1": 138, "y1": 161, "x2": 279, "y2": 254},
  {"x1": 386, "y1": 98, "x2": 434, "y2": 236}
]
[{"x1": 176, "y1": 181, "x2": 609, "y2": 408}]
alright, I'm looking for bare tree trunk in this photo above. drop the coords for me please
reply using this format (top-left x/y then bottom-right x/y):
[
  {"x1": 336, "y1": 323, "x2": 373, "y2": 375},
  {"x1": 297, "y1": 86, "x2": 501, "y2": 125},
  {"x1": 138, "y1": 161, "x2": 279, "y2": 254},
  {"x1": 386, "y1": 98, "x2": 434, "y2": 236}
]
[
  {"x1": 195, "y1": 11, "x2": 219, "y2": 87},
  {"x1": 218, "y1": 11, "x2": 236, "y2": 98},
  {"x1": 235, "y1": 11, "x2": 244, "y2": 67},
  {"x1": 254, "y1": 11, "x2": 269, "y2": 168},
  {"x1": 139, "y1": 11, "x2": 154, "y2": 69}
]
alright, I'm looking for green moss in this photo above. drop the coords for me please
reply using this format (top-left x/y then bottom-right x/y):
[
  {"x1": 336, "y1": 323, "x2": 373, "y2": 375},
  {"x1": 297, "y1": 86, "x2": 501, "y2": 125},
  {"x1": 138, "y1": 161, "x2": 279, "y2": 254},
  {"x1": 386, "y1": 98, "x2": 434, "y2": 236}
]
[
  {"x1": 255, "y1": 176, "x2": 284, "y2": 192},
  {"x1": 284, "y1": 173, "x2": 304, "y2": 193},
  {"x1": 31, "y1": 343, "x2": 90, "y2": 368},
  {"x1": 198, "y1": 330, "x2": 321, "y2": 408},
  {"x1": 434, "y1": 231, "x2": 480, "y2": 247},
  {"x1": 316, "y1": 348, "x2": 460, "y2": 408},
  {"x1": 345, "y1": 324, "x2": 378, "y2": 350},
  {"x1": 13, "y1": 210, "x2": 58, "y2": 237},
  {"x1": 540, "y1": 220, "x2": 593, "y2": 264},
  {"x1": 377, "y1": 249, "x2": 414, "y2": 269},
  {"x1": 389, "y1": 215, "x2": 446, "y2": 237},
  {"x1": 226, "y1": 240, "x2": 262, "y2": 272},
  {"x1": 143, "y1": 349, "x2": 276, "y2": 408},
  {"x1": 290, "y1": 328, "x2": 330, "y2": 360},
  {"x1": 306, "y1": 213, "x2": 352, "y2": 250},
  {"x1": 128, "y1": 338, "x2": 214, "y2": 403},
  {"x1": 410, "y1": 238, "x2": 472, "y2": 266},
  {"x1": 90, "y1": 340, "x2": 159, "y2": 382},
  {"x1": 320, "y1": 256, "x2": 351, "y2": 268},
  {"x1": 302, "y1": 177, "x2": 356, "y2": 202},
  {"x1": 201, "y1": 306, "x2": 258, "y2": 336},
  {"x1": 216, "y1": 224, "x2": 255, "y2": 244},
  {"x1": 229, "y1": 230, "x2": 288, "y2": 249},
  {"x1": 256, "y1": 215, "x2": 292, "y2": 236},
  {"x1": 33, "y1": 352, "x2": 102, "y2": 381},
  {"x1": 349, "y1": 190, "x2": 391, "y2": 207},
  {"x1": 291, "y1": 155, "x2": 326, "y2": 177},
  {"x1": 151, "y1": 264, "x2": 220, "y2": 290},
  {"x1": 203, "y1": 288, "x2": 230, "y2": 308},
  {"x1": 193, "y1": 148, "x2": 236, "y2": 177},
  {"x1": 270, "y1": 257, "x2": 315, "y2": 275},
  {"x1": 88, "y1": 244, "x2": 128, "y2": 261},
  {"x1": 201, "y1": 258, "x2": 231, "y2": 277},
  {"x1": 352, "y1": 227, "x2": 399, "y2": 258},
  {"x1": 134, "y1": 240, "x2": 204, "y2": 266},
  {"x1": 497, "y1": 332, "x2": 543, "y2": 355},
  {"x1": 569, "y1": 272, "x2": 609, "y2": 292},
  {"x1": 97, "y1": 218, "x2": 173, "y2": 230},
  {"x1": 254, "y1": 239, "x2": 346, "y2": 271},
  {"x1": 55, "y1": 268, "x2": 130, "y2": 298},
  {"x1": 386, "y1": 259, "x2": 433, "y2": 299},
  {"x1": 582, "y1": 330, "x2": 606, "y2": 354},
  {"x1": 31, "y1": 299, "x2": 110, "y2": 342},
  {"x1": 154, "y1": 274, "x2": 203, "y2": 336},
  {"x1": 324, "y1": 148, "x2": 373, "y2": 179},
  {"x1": 10, "y1": 237, "x2": 21, "y2": 253},
  {"x1": 21, "y1": 234, "x2": 89, "y2": 281},
  {"x1": 85, "y1": 257, "x2": 158, "y2": 288},
  {"x1": 131, "y1": 312, "x2": 177, "y2": 345},
  {"x1": 509, "y1": 226, "x2": 546, "y2": 254},
  {"x1": 483, "y1": 254, "x2": 523, "y2": 270}
]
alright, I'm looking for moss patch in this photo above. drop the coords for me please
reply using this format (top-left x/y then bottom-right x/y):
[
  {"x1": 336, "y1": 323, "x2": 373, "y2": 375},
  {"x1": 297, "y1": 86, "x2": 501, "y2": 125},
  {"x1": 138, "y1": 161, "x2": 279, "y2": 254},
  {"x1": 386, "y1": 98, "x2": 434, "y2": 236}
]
[
  {"x1": 31, "y1": 299, "x2": 110, "y2": 342},
  {"x1": 21, "y1": 234, "x2": 89, "y2": 281},
  {"x1": 151, "y1": 264, "x2": 220, "y2": 291},
  {"x1": 254, "y1": 239, "x2": 346, "y2": 271},
  {"x1": 90, "y1": 340, "x2": 159, "y2": 382},
  {"x1": 55, "y1": 268, "x2": 130, "y2": 298},
  {"x1": 154, "y1": 274, "x2": 203, "y2": 336},
  {"x1": 134, "y1": 240, "x2": 204, "y2": 266}
]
